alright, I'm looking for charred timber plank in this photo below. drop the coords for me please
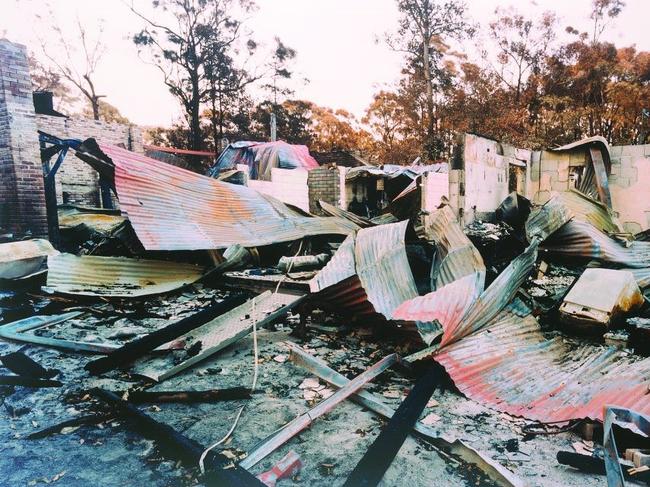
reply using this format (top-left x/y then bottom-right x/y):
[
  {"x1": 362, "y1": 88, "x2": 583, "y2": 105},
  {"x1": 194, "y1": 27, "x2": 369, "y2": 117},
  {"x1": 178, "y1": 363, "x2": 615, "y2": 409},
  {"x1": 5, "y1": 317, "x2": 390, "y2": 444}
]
[
  {"x1": 0, "y1": 375, "x2": 62, "y2": 387},
  {"x1": 85, "y1": 295, "x2": 247, "y2": 376},
  {"x1": 240, "y1": 353, "x2": 399, "y2": 470},
  {"x1": 126, "y1": 387, "x2": 252, "y2": 403},
  {"x1": 91, "y1": 388, "x2": 264, "y2": 487},
  {"x1": 557, "y1": 451, "x2": 650, "y2": 483},
  {"x1": 27, "y1": 414, "x2": 111, "y2": 439},
  {"x1": 342, "y1": 363, "x2": 443, "y2": 487}
]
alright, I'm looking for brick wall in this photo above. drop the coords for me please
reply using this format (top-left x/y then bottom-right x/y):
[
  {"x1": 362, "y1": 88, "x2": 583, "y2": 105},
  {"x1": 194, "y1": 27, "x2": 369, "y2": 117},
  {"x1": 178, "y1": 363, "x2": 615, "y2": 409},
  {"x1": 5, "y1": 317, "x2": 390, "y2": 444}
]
[
  {"x1": 307, "y1": 164, "x2": 341, "y2": 215},
  {"x1": 0, "y1": 39, "x2": 48, "y2": 237},
  {"x1": 35, "y1": 115, "x2": 143, "y2": 206}
]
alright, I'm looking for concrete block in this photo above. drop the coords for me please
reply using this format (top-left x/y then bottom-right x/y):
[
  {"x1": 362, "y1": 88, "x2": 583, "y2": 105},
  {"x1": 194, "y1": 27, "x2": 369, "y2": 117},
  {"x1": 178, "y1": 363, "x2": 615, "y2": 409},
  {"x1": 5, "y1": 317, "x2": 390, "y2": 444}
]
[
  {"x1": 551, "y1": 180, "x2": 568, "y2": 191},
  {"x1": 615, "y1": 177, "x2": 631, "y2": 188},
  {"x1": 541, "y1": 159, "x2": 559, "y2": 172},
  {"x1": 621, "y1": 165, "x2": 639, "y2": 182}
]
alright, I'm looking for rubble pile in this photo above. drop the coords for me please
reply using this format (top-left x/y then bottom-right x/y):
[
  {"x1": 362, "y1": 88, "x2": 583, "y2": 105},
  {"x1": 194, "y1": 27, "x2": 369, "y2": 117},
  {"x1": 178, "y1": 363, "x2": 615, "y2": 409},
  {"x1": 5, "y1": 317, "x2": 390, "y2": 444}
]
[{"x1": 2, "y1": 137, "x2": 650, "y2": 486}]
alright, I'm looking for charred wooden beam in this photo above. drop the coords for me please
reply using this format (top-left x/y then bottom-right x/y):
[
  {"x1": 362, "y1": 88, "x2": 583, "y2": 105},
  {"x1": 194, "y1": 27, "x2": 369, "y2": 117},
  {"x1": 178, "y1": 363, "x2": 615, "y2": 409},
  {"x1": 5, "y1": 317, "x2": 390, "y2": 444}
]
[
  {"x1": 91, "y1": 388, "x2": 264, "y2": 487},
  {"x1": 125, "y1": 387, "x2": 252, "y2": 404},
  {"x1": 342, "y1": 363, "x2": 443, "y2": 487}
]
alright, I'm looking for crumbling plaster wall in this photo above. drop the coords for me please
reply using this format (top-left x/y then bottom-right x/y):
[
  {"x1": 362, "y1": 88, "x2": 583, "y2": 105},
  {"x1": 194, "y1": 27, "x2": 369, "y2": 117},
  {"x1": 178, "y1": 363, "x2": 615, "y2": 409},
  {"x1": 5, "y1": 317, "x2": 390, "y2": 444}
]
[
  {"x1": 0, "y1": 39, "x2": 48, "y2": 237},
  {"x1": 35, "y1": 115, "x2": 143, "y2": 207}
]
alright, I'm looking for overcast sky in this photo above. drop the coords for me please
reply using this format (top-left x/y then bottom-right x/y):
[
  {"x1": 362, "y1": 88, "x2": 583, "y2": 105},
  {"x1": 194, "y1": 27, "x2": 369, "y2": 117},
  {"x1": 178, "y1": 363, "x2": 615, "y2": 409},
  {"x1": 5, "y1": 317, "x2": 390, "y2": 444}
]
[{"x1": 2, "y1": 0, "x2": 649, "y2": 127}]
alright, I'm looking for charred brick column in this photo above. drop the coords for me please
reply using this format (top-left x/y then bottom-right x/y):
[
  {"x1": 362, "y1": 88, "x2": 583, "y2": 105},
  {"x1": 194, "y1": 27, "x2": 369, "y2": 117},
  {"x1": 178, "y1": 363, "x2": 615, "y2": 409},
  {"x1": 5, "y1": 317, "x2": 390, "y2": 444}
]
[{"x1": 0, "y1": 39, "x2": 48, "y2": 237}]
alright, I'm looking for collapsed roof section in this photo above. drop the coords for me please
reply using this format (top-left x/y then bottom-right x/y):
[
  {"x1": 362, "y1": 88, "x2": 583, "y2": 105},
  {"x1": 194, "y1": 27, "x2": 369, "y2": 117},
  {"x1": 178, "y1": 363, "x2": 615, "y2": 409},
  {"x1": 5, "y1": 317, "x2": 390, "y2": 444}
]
[
  {"x1": 74, "y1": 140, "x2": 357, "y2": 251},
  {"x1": 207, "y1": 140, "x2": 320, "y2": 181}
]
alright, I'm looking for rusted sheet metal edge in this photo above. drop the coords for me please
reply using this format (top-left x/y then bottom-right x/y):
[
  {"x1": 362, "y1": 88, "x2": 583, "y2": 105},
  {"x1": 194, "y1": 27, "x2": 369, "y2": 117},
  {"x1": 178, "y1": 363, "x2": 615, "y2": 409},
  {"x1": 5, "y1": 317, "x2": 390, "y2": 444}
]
[
  {"x1": 239, "y1": 352, "x2": 399, "y2": 469},
  {"x1": 285, "y1": 342, "x2": 523, "y2": 487}
]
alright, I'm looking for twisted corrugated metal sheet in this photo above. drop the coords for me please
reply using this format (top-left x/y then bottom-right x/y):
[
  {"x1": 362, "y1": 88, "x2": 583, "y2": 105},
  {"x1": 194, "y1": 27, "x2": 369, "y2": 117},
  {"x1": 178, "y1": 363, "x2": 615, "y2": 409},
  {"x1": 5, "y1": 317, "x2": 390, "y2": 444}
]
[
  {"x1": 310, "y1": 234, "x2": 356, "y2": 293},
  {"x1": 416, "y1": 206, "x2": 486, "y2": 290},
  {"x1": 208, "y1": 140, "x2": 319, "y2": 181},
  {"x1": 393, "y1": 274, "x2": 483, "y2": 345},
  {"x1": 355, "y1": 220, "x2": 418, "y2": 319},
  {"x1": 630, "y1": 267, "x2": 650, "y2": 289},
  {"x1": 440, "y1": 241, "x2": 539, "y2": 348},
  {"x1": 44, "y1": 254, "x2": 204, "y2": 297},
  {"x1": 525, "y1": 195, "x2": 573, "y2": 242},
  {"x1": 309, "y1": 221, "x2": 418, "y2": 320},
  {"x1": 435, "y1": 303, "x2": 650, "y2": 422},
  {"x1": 543, "y1": 220, "x2": 650, "y2": 267},
  {"x1": 318, "y1": 200, "x2": 375, "y2": 228},
  {"x1": 558, "y1": 190, "x2": 621, "y2": 234},
  {"x1": 75, "y1": 142, "x2": 356, "y2": 251}
]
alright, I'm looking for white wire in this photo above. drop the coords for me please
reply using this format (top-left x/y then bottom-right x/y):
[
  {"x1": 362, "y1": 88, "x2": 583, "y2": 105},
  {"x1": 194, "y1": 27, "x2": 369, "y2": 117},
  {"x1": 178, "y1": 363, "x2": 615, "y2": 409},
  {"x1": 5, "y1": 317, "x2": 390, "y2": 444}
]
[{"x1": 198, "y1": 240, "x2": 303, "y2": 473}]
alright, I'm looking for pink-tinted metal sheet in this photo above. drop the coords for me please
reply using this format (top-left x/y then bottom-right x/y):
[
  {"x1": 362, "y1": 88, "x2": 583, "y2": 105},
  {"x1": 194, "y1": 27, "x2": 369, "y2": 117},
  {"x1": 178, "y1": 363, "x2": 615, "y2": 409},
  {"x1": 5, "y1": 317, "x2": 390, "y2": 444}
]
[
  {"x1": 435, "y1": 304, "x2": 650, "y2": 422},
  {"x1": 79, "y1": 144, "x2": 356, "y2": 251}
]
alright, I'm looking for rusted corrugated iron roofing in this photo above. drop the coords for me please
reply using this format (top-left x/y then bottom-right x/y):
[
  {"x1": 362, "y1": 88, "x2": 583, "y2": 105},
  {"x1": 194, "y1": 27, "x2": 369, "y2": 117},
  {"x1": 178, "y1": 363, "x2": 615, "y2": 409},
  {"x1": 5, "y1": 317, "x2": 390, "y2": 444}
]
[
  {"x1": 558, "y1": 190, "x2": 621, "y2": 234},
  {"x1": 75, "y1": 141, "x2": 357, "y2": 251},
  {"x1": 416, "y1": 206, "x2": 486, "y2": 291},
  {"x1": 525, "y1": 195, "x2": 573, "y2": 243},
  {"x1": 435, "y1": 302, "x2": 650, "y2": 422},
  {"x1": 393, "y1": 274, "x2": 482, "y2": 345},
  {"x1": 542, "y1": 220, "x2": 650, "y2": 267},
  {"x1": 355, "y1": 220, "x2": 418, "y2": 320},
  {"x1": 440, "y1": 241, "x2": 539, "y2": 348},
  {"x1": 310, "y1": 221, "x2": 418, "y2": 321},
  {"x1": 44, "y1": 254, "x2": 204, "y2": 297}
]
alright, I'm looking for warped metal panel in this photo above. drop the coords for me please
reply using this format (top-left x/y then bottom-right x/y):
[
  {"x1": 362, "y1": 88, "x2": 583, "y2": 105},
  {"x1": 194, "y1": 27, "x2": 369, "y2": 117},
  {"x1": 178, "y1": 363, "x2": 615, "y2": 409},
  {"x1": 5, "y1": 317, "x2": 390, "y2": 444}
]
[
  {"x1": 440, "y1": 242, "x2": 539, "y2": 348},
  {"x1": 0, "y1": 239, "x2": 58, "y2": 279},
  {"x1": 309, "y1": 234, "x2": 356, "y2": 293},
  {"x1": 355, "y1": 220, "x2": 418, "y2": 320},
  {"x1": 44, "y1": 254, "x2": 204, "y2": 297},
  {"x1": 416, "y1": 206, "x2": 485, "y2": 290},
  {"x1": 75, "y1": 142, "x2": 357, "y2": 251},
  {"x1": 318, "y1": 200, "x2": 375, "y2": 228},
  {"x1": 558, "y1": 189, "x2": 621, "y2": 234},
  {"x1": 309, "y1": 221, "x2": 418, "y2": 320},
  {"x1": 435, "y1": 304, "x2": 650, "y2": 422},
  {"x1": 393, "y1": 274, "x2": 483, "y2": 345},
  {"x1": 525, "y1": 195, "x2": 573, "y2": 243},
  {"x1": 630, "y1": 267, "x2": 650, "y2": 289},
  {"x1": 543, "y1": 220, "x2": 650, "y2": 268}
]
